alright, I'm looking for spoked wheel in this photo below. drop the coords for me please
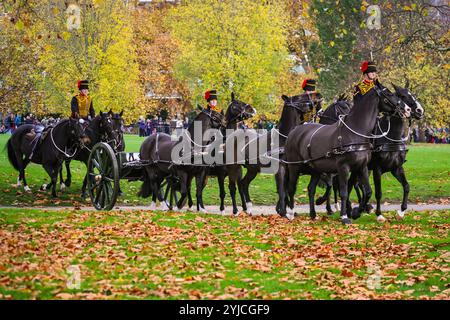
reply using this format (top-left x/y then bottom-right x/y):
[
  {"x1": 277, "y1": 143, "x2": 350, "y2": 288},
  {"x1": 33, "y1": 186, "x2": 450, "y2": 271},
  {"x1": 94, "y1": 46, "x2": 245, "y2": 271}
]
[
  {"x1": 87, "y1": 142, "x2": 120, "y2": 210},
  {"x1": 162, "y1": 175, "x2": 183, "y2": 210}
]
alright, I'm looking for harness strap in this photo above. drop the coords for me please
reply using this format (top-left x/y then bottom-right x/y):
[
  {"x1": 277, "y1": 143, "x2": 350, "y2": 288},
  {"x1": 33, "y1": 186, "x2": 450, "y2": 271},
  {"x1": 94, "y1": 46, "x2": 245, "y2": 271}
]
[{"x1": 307, "y1": 125, "x2": 326, "y2": 159}]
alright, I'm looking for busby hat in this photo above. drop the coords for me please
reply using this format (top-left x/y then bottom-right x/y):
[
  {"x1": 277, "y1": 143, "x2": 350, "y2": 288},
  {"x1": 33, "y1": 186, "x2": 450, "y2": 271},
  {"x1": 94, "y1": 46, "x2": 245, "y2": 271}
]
[
  {"x1": 77, "y1": 80, "x2": 89, "y2": 90},
  {"x1": 204, "y1": 90, "x2": 218, "y2": 102},
  {"x1": 360, "y1": 61, "x2": 377, "y2": 74},
  {"x1": 302, "y1": 79, "x2": 316, "y2": 92}
]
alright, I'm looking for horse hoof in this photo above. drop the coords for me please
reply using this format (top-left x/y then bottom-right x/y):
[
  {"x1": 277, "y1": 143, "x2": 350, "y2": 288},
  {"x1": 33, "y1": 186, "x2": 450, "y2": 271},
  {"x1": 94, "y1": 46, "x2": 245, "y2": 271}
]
[
  {"x1": 335, "y1": 203, "x2": 341, "y2": 212},
  {"x1": 341, "y1": 218, "x2": 352, "y2": 225},
  {"x1": 149, "y1": 201, "x2": 156, "y2": 210},
  {"x1": 351, "y1": 207, "x2": 362, "y2": 220},
  {"x1": 245, "y1": 202, "x2": 253, "y2": 214},
  {"x1": 377, "y1": 215, "x2": 387, "y2": 223},
  {"x1": 286, "y1": 213, "x2": 295, "y2": 221},
  {"x1": 199, "y1": 207, "x2": 207, "y2": 213},
  {"x1": 65, "y1": 180, "x2": 72, "y2": 187},
  {"x1": 310, "y1": 213, "x2": 317, "y2": 220},
  {"x1": 60, "y1": 183, "x2": 66, "y2": 191},
  {"x1": 40, "y1": 184, "x2": 47, "y2": 191},
  {"x1": 396, "y1": 210, "x2": 406, "y2": 220},
  {"x1": 220, "y1": 210, "x2": 225, "y2": 215},
  {"x1": 366, "y1": 204, "x2": 374, "y2": 213},
  {"x1": 24, "y1": 186, "x2": 32, "y2": 193},
  {"x1": 327, "y1": 211, "x2": 334, "y2": 216},
  {"x1": 160, "y1": 201, "x2": 169, "y2": 211}
]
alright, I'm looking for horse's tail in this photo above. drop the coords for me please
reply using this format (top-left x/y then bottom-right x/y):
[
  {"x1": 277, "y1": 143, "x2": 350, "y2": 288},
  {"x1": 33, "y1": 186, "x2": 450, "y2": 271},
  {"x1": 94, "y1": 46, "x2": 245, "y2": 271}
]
[
  {"x1": 138, "y1": 169, "x2": 152, "y2": 198},
  {"x1": 6, "y1": 138, "x2": 20, "y2": 171}
]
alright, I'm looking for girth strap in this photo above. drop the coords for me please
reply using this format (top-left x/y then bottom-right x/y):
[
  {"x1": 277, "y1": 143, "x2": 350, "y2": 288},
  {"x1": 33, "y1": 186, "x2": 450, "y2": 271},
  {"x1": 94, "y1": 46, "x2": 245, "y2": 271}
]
[{"x1": 373, "y1": 143, "x2": 407, "y2": 153}]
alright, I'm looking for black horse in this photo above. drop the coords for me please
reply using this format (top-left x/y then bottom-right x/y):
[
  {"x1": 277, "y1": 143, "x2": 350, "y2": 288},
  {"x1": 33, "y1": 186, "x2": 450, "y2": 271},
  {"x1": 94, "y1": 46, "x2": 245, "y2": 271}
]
[
  {"x1": 283, "y1": 80, "x2": 409, "y2": 224},
  {"x1": 139, "y1": 105, "x2": 226, "y2": 212},
  {"x1": 183, "y1": 93, "x2": 257, "y2": 213},
  {"x1": 108, "y1": 109, "x2": 126, "y2": 152},
  {"x1": 226, "y1": 94, "x2": 318, "y2": 216},
  {"x1": 7, "y1": 118, "x2": 87, "y2": 197},
  {"x1": 309, "y1": 96, "x2": 353, "y2": 214},
  {"x1": 351, "y1": 82, "x2": 424, "y2": 222},
  {"x1": 58, "y1": 112, "x2": 117, "y2": 198}
]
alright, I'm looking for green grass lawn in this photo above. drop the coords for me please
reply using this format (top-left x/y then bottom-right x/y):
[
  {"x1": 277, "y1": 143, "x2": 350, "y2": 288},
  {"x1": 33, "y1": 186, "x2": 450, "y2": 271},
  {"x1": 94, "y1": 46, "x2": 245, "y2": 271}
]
[
  {"x1": 0, "y1": 208, "x2": 448, "y2": 299},
  {"x1": 0, "y1": 134, "x2": 449, "y2": 208}
]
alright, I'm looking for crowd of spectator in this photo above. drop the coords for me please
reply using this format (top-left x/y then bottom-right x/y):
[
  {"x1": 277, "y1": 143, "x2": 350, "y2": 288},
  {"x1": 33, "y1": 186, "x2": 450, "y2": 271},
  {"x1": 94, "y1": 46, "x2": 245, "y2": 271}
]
[
  {"x1": 424, "y1": 127, "x2": 449, "y2": 144},
  {"x1": 0, "y1": 112, "x2": 60, "y2": 134},
  {"x1": 136, "y1": 115, "x2": 189, "y2": 137}
]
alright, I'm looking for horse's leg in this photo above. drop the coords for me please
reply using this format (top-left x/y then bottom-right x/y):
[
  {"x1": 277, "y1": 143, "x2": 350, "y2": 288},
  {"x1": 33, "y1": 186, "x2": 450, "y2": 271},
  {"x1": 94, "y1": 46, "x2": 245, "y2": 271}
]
[
  {"x1": 228, "y1": 166, "x2": 240, "y2": 215},
  {"x1": 373, "y1": 166, "x2": 385, "y2": 222},
  {"x1": 391, "y1": 166, "x2": 409, "y2": 220},
  {"x1": 275, "y1": 167, "x2": 286, "y2": 216},
  {"x1": 345, "y1": 172, "x2": 356, "y2": 218},
  {"x1": 307, "y1": 174, "x2": 320, "y2": 220},
  {"x1": 236, "y1": 167, "x2": 247, "y2": 212},
  {"x1": 333, "y1": 176, "x2": 340, "y2": 211},
  {"x1": 43, "y1": 164, "x2": 58, "y2": 197},
  {"x1": 286, "y1": 165, "x2": 301, "y2": 220},
  {"x1": 241, "y1": 167, "x2": 258, "y2": 215},
  {"x1": 324, "y1": 182, "x2": 333, "y2": 215},
  {"x1": 186, "y1": 175, "x2": 194, "y2": 211},
  {"x1": 175, "y1": 172, "x2": 189, "y2": 210},
  {"x1": 64, "y1": 159, "x2": 72, "y2": 187},
  {"x1": 21, "y1": 158, "x2": 32, "y2": 192},
  {"x1": 195, "y1": 170, "x2": 207, "y2": 213},
  {"x1": 156, "y1": 176, "x2": 169, "y2": 211},
  {"x1": 217, "y1": 170, "x2": 226, "y2": 214},
  {"x1": 59, "y1": 165, "x2": 66, "y2": 192},
  {"x1": 315, "y1": 177, "x2": 333, "y2": 215},
  {"x1": 352, "y1": 166, "x2": 372, "y2": 220},
  {"x1": 337, "y1": 165, "x2": 351, "y2": 225},
  {"x1": 315, "y1": 184, "x2": 331, "y2": 205}
]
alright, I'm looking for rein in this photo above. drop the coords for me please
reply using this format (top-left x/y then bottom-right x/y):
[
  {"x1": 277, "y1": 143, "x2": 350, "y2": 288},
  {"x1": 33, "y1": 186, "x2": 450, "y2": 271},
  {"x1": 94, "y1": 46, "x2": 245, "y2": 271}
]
[
  {"x1": 338, "y1": 114, "x2": 391, "y2": 139},
  {"x1": 49, "y1": 120, "x2": 79, "y2": 158}
]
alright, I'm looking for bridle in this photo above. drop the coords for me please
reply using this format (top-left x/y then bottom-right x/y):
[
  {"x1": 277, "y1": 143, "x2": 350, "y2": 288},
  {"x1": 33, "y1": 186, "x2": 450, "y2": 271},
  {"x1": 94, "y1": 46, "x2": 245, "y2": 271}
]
[
  {"x1": 373, "y1": 85, "x2": 408, "y2": 119},
  {"x1": 226, "y1": 101, "x2": 256, "y2": 124}
]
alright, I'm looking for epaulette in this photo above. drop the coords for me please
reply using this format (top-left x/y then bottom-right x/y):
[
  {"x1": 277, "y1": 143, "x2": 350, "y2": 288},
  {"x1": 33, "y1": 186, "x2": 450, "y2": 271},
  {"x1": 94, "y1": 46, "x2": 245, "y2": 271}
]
[{"x1": 355, "y1": 80, "x2": 375, "y2": 96}]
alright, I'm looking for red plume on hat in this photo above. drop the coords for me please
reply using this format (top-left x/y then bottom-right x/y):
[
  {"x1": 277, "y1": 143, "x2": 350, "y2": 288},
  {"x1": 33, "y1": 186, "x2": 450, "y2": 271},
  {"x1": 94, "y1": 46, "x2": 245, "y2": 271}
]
[
  {"x1": 204, "y1": 91, "x2": 211, "y2": 101},
  {"x1": 360, "y1": 61, "x2": 369, "y2": 73},
  {"x1": 301, "y1": 79, "x2": 307, "y2": 89},
  {"x1": 77, "y1": 80, "x2": 82, "y2": 89}
]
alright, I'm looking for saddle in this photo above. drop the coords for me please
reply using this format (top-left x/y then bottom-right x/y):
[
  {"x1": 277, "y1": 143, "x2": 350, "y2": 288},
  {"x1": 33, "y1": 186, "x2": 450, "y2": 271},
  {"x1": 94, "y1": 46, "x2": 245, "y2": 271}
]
[{"x1": 27, "y1": 125, "x2": 51, "y2": 159}]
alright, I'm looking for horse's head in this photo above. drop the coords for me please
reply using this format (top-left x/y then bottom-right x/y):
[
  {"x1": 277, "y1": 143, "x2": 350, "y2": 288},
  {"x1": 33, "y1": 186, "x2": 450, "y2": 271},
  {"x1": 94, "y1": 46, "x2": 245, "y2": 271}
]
[
  {"x1": 281, "y1": 94, "x2": 312, "y2": 115},
  {"x1": 108, "y1": 109, "x2": 125, "y2": 150},
  {"x1": 225, "y1": 92, "x2": 256, "y2": 125},
  {"x1": 108, "y1": 109, "x2": 125, "y2": 133},
  {"x1": 68, "y1": 117, "x2": 88, "y2": 145},
  {"x1": 374, "y1": 80, "x2": 411, "y2": 118},
  {"x1": 98, "y1": 111, "x2": 117, "y2": 145},
  {"x1": 392, "y1": 82, "x2": 424, "y2": 120}
]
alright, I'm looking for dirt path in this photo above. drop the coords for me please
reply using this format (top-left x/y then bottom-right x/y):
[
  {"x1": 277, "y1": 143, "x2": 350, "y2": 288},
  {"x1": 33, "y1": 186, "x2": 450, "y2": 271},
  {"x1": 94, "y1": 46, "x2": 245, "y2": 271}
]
[{"x1": 3, "y1": 203, "x2": 450, "y2": 215}]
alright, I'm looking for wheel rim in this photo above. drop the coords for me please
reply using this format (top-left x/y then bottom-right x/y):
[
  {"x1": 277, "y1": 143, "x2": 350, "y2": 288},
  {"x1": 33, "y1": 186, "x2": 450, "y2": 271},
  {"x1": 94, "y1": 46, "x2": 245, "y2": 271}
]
[{"x1": 88, "y1": 143, "x2": 119, "y2": 210}]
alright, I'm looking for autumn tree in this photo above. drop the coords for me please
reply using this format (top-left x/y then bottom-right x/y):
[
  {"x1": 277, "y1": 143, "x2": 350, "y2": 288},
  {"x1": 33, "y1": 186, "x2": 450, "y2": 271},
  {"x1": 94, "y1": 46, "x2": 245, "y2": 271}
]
[
  {"x1": 30, "y1": 0, "x2": 140, "y2": 122},
  {"x1": 308, "y1": 0, "x2": 364, "y2": 99},
  {"x1": 166, "y1": 0, "x2": 291, "y2": 113},
  {"x1": 132, "y1": 3, "x2": 189, "y2": 118},
  {"x1": 0, "y1": 1, "x2": 41, "y2": 114}
]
